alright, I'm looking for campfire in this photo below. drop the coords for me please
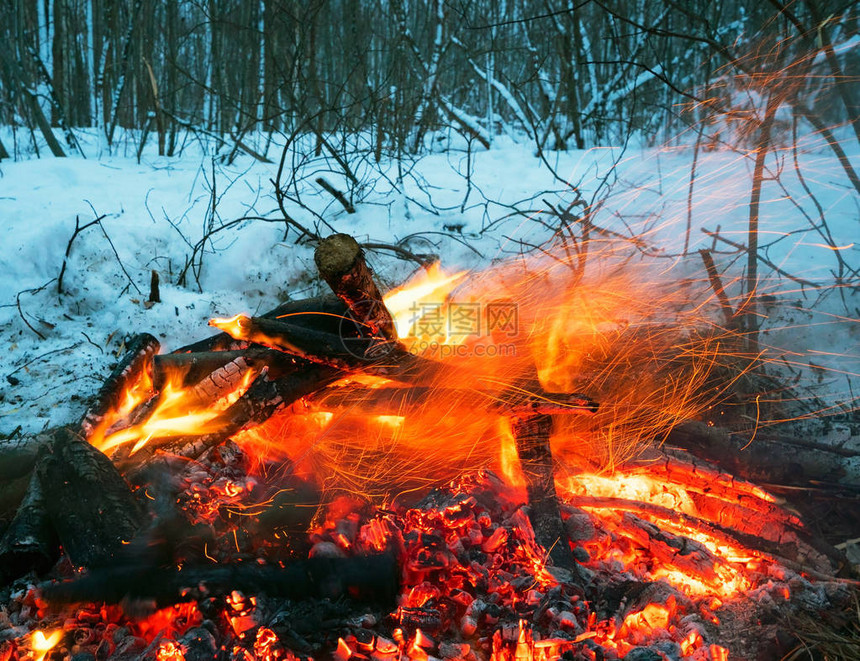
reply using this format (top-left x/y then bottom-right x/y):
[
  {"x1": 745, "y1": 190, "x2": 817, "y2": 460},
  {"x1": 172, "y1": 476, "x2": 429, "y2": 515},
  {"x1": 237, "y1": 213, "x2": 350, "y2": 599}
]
[{"x1": 1, "y1": 234, "x2": 855, "y2": 661}]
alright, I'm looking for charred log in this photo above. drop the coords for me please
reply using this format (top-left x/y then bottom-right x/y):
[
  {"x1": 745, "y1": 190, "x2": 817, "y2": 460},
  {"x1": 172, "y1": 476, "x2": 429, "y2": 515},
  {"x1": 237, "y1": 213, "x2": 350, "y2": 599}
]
[
  {"x1": 42, "y1": 553, "x2": 399, "y2": 607},
  {"x1": 172, "y1": 296, "x2": 351, "y2": 354},
  {"x1": 314, "y1": 234, "x2": 397, "y2": 343},
  {"x1": 510, "y1": 413, "x2": 578, "y2": 574},
  {"x1": 36, "y1": 427, "x2": 143, "y2": 568},
  {"x1": 124, "y1": 364, "x2": 341, "y2": 467},
  {"x1": 0, "y1": 464, "x2": 59, "y2": 584},
  {"x1": 79, "y1": 333, "x2": 160, "y2": 439},
  {"x1": 210, "y1": 314, "x2": 465, "y2": 385},
  {"x1": 665, "y1": 421, "x2": 860, "y2": 488},
  {"x1": 151, "y1": 348, "x2": 293, "y2": 390}
]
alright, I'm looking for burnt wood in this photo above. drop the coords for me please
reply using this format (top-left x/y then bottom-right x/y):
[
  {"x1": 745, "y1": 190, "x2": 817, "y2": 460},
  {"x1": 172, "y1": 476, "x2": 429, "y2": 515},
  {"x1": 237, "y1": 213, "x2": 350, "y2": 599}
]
[
  {"x1": 510, "y1": 413, "x2": 578, "y2": 573},
  {"x1": 37, "y1": 427, "x2": 143, "y2": 568},
  {"x1": 123, "y1": 363, "x2": 341, "y2": 467},
  {"x1": 42, "y1": 553, "x2": 399, "y2": 607},
  {"x1": 152, "y1": 348, "x2": 293, "y2": 390},
  {"x1": 314, "y1": 234, "x2": 397, "y2": 344},
  {"x1": 79, "y1": 333, "x2": 160, "y2": 439},
  {"x1": 211, "y1": 314, "x2": 467, "y2": 385},
  {"x1": 171, "y1": 296, "x2": 352, "y2": 354},
  {"x1": 0, "y1": 463, "x2": 59, "y2": 584}
]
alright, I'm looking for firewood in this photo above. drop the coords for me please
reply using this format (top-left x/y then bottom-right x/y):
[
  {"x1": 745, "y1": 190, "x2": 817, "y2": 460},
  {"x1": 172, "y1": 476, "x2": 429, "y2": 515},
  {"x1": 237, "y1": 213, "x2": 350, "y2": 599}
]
[
  {"x1": 36, "y1": 427, "x2": 143, "y2": 568},
  {"x1": 665, "y1": 421, "x2": 860, "y2": 488},
  {"x1": 41, "y1": 553, "x2": 399, "y2": 606},
  {"x1": 568, "y1": 494, "x2": 837, "y2": 575},
  {"x1": 0, "y1": 464, "x2": 59, "y2": 584},
  {"x1": 306, "y1": 385, "x2": 598, "y2": 417},
  {"x1": 210, "y1": 314, "x2": 463, "y2": 384},
  {"x1": 80, "y1": 333, "x2": 161, "y2": 439},
  {"x1": 314, "y1": 234, "x2": 397, "y2": 344},
  {"x1": 152, "y1": 348, "x2": 290, "y2": 389},
  {"x1": 122, "y1": 364, "x2": 341, "y2": 468},
  {"x1": 172, "y1": 296, "x2": 351, "y2": 354},
  {"x1": 510, "y1": 413, "x2": 579, "y2": 574}
]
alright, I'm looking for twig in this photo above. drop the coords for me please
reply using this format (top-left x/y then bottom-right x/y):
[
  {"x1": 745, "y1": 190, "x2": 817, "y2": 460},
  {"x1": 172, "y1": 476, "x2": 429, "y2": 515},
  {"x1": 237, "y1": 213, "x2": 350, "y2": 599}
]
[
  {"x1": 15, "y1": 280, "x2": 56, "y2": 340},
  {"x1": 698, "y1": 249, "x2": 735, "y2": 325},
  {"x1": 315, "y1": 177, "x2": 355, "y2": 213},
  {"x1": 701, "y1": 227, "x2": 820, "y2": 289},
  {"x1": 58, "y1": 215, "x2": 105, "y2": 295}
]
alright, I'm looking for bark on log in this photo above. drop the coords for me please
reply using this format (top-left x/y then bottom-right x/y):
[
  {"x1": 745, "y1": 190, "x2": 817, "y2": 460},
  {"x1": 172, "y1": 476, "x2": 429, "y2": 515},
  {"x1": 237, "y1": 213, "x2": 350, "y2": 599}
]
[
  {"x1": 37, "y1": 427, "x2": 143, "y2": 568},
  {"x1": 510, "y1": 413, "x2": 578, "y2": 573},
  {"x1": 152, "y1": 348, "x2": 292, "y2": 390},
  {"x1": 664, "y1": 421, "x2": 860, "y2": 488},
  {"x1": 42, "y1": 553, "x2": 399, "y2": 607},
  {"x1": 314, "y1": 234, "x2": 397, "y2": 344},
  {"x1": 80, "y1": 333, "x2": 161, "y2": 439},
  {"x1": 0, "y1": 464, "x2": 59, "y2": 584},
  {"x1": 210, "y1": 314, "x2": 464, "y2": 385},
  {"x1": 172, "y1": 296, "x2": 351, "y2": 354}
]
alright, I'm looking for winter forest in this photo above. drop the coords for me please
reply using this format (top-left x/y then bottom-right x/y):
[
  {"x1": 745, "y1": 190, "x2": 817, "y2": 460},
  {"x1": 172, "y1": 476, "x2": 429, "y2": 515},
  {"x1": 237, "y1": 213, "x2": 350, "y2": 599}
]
[{"x1": 2, "y1": 1, "x2": 860, "y2": 659}]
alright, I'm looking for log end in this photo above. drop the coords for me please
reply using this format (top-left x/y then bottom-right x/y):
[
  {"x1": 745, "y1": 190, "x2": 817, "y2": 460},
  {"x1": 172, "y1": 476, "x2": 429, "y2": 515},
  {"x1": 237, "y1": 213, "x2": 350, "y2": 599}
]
[{"x1": 315, "y1": 233, "x2": 362, "y2": 280}]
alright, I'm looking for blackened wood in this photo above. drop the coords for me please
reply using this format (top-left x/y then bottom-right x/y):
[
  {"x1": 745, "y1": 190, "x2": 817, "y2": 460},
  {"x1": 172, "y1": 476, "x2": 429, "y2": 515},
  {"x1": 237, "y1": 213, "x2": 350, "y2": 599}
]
[
  {"x1": 79, "y1": 333, "x2": 160, "y2": 439},
  {"x1": 665, "y1": 421, "x2": 860, "y2": 488},
  {"x1": 314, "y1": 234, "x2": 397, "y2": 343},
  {"x1": 171, "y1": 296, "x2": 352, "y2": 355},
  {"x1": 510, "y1": 414, "x2": 577, "y2": 572},
  {"x1": 42, "y1": 553, "x2": 399, "y2": 606},
  {"x1": 152, "y1": 348, "x2": 293, "y2": 390},
  {"x1": 148, "y1": 270, "x2": 161, "y2": 304},
  {"x1": 211, "y1": 315, "x2": 461, "y2": 385},
  {"x1": 0, "y1": 464, "x2": 59, "y2": 584},
  {"x1": 307, "y1": 385, "x2": 598, "y2": 417},
  {"x1": 37, "y1": 427, "x2": 143, "y2": 568},
  {"x1": 123, "y1": 364, "x2": 341, "y2": 468}
]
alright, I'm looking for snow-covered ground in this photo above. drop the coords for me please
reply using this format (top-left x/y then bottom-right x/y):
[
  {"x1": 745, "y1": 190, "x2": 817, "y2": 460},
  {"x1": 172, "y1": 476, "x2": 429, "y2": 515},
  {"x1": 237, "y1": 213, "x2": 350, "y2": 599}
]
[{"x1": 1, "y1": 128, "x2": 858, "y2": 437}]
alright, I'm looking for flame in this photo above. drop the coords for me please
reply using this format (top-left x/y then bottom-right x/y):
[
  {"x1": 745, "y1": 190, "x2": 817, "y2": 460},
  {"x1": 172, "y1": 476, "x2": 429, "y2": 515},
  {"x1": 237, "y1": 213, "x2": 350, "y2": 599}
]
[
  {"x1": 94, "y1": 358, "x2": 258, "y2": 455},
  {"x1": 383, "y1": 263, "x2": 468, "y2": 340},
  {"x1": 208, "y1": 313, "x2": 250, "y2": 339},
  {"x1": 30, "y1": 630, "x2": 62, "y2": 661}
]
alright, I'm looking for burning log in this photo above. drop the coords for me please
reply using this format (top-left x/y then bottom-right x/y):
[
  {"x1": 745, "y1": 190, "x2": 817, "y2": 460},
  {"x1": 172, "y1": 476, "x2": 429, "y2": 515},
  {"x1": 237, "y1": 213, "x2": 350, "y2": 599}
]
[
  {"x1": 42, "y1": 553, "x2": 399, "y2": 607},
  {"x1": 510, "y1": 413, "x2": 579, "y2": 575},
  {"x1": 568, "y1": 494, "x2": 837, "y2": 576},
  {"x1": 314, "y1": 233, "x2": 397, "y2": 344},
  {"x1": 209, "y1": 314, "x2": 447, "y2": 383},
  {"x1": 173, "y1": 296, "x2": 351, "y2": 354},
  {"x1": 665, "y1": 421, "x2": 860, "y2": 489},
  {"x1": 80, "y1": 333, "x2": 160, "y2": 439},
  {"x1": 151, "y1": 348, "x2": 292, "y2": 391},
  {"x1": 36, "y1": 426, "x2": 143, "y2": 568},
  {"x1": 0, "y1": 465, "x2": 59, "y2": 583},
  {"x1": 124, "y1": 363, "x2": 341, "y2": 467}
]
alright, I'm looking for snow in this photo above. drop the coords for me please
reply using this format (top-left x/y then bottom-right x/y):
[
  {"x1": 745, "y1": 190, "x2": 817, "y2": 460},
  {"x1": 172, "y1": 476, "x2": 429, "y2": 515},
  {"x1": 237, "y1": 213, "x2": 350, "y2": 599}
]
[{"x1": 1, "y1": 127, "x2": 858, "y2": 436}]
